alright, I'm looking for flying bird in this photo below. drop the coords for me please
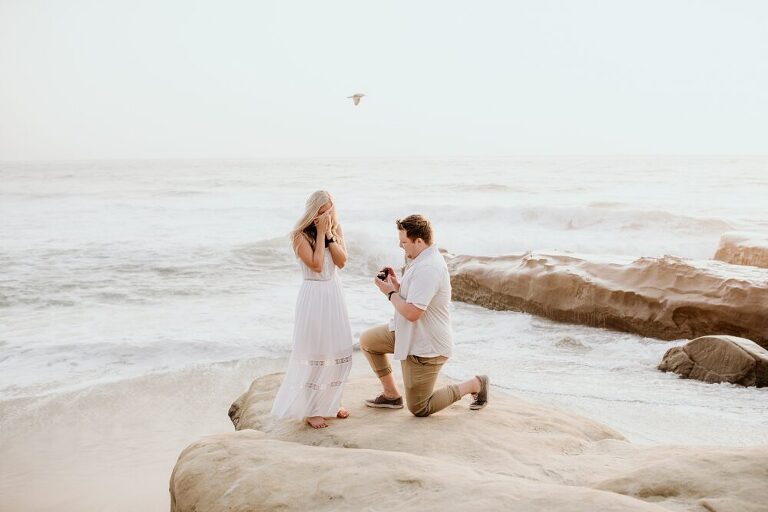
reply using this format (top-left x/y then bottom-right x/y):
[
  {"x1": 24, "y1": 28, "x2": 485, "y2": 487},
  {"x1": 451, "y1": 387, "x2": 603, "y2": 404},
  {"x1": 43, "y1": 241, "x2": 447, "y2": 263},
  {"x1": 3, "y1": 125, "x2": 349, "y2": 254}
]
[{"x1": 347, "y1": 93, "x2": 365, "y2": 106}]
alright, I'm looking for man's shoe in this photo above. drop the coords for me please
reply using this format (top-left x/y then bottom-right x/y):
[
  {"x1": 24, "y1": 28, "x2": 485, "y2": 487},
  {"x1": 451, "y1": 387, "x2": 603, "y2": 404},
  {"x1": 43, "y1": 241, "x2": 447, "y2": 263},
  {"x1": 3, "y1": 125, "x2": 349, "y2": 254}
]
[
  {"x1": 365, "y1": 394, "x2": 404, "y2": 409},
  {"x1": 470, "y1": 375, "x2": 489, "y2": 410}
]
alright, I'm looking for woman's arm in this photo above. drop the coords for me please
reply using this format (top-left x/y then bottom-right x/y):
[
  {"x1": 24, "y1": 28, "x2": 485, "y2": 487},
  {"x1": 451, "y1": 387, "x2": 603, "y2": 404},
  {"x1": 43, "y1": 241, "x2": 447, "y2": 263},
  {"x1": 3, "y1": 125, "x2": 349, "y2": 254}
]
[
  {"x1": 294, "y1": 216, "x2": 329, "y2": 272},
  {"x1": 328, "y1": 225, "x2": 348, "y2": 269}
]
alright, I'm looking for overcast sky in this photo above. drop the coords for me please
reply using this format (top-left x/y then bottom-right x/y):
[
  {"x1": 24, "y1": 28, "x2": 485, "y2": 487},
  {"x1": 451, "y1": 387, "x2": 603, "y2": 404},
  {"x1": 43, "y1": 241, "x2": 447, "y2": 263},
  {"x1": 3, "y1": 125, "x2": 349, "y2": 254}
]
[{"x1": 1, "y1": 0, "x2": 766, "y2": 160}]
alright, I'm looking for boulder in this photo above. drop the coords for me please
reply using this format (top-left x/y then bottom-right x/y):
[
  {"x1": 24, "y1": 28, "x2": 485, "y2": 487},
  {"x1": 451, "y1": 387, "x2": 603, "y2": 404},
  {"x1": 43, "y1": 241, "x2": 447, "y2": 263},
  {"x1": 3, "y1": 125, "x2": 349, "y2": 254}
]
[{"x1": 658, "y1": 335, "x2": 768, "y2": 387}]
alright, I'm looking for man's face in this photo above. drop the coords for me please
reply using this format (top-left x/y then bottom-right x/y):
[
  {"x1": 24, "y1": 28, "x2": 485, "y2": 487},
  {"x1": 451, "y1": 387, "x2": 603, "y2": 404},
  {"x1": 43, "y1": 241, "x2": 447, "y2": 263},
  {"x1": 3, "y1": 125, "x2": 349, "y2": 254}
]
[{"x1": 398, "y1": 230, "x2": 420, "y2": 260}]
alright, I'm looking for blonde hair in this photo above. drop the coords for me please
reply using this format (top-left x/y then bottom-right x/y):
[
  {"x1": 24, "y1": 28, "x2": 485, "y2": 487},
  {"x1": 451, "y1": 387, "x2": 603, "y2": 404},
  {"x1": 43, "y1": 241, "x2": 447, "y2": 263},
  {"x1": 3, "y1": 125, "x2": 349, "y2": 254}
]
[{"x1": 290, "y1": 190, "x2": 338, "y2": 251}]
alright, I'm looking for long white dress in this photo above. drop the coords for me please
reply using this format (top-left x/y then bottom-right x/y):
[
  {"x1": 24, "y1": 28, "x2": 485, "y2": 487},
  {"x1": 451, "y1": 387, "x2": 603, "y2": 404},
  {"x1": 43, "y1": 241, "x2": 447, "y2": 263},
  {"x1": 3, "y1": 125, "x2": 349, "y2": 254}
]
[{"x1": 270, "y1": 247, "x2": 354, "y2": 419}]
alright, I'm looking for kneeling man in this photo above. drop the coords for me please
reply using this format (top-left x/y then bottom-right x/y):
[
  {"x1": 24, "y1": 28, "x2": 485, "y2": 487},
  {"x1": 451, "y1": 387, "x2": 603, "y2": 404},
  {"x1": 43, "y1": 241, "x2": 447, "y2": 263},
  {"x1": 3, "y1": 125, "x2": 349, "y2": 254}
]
[{"x1": 361, "y1": 214, "x2": 489, "y2": 417}]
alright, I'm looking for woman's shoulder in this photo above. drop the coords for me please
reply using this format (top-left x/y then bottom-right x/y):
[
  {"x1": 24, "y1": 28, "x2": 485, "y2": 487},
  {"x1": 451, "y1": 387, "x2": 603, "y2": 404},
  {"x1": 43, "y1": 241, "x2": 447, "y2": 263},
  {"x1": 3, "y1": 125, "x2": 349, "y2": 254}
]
[{"x1": 292, "y1": 234, "x2": 311, "y2": 254}]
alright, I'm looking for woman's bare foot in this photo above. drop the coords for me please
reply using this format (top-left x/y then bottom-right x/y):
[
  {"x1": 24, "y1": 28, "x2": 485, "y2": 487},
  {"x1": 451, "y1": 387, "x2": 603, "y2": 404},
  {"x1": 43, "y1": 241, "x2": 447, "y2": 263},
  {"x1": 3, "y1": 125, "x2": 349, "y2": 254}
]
[
  {"x1": 306, "y1": 416, "x2": 328, "y2": 429},
  {"x1": 336, "y1": 407, "x2": 350, "y2": 419}
]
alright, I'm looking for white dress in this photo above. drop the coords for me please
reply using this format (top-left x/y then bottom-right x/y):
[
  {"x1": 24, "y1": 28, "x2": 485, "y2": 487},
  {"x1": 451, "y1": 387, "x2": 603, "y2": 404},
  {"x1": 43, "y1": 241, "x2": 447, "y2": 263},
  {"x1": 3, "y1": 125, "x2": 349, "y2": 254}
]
[{"x1": 270, "y1": 247, "x2": 354, "y2": 419}]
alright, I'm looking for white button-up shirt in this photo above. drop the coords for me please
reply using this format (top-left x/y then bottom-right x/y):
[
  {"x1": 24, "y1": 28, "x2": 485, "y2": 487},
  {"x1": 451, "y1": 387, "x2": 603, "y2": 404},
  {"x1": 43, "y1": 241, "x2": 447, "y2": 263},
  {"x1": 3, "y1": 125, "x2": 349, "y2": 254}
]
[{"x1": 390, "y1": 245, "x2": 453, "y2": 360}]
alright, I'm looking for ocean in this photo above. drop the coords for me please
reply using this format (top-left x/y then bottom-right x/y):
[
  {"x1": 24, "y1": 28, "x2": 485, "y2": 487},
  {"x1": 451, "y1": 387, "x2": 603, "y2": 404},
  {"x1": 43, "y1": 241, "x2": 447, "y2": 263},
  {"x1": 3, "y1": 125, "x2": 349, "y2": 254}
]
[{"x1": 1, "y1": 156, "x2": 767, "y2": 510}]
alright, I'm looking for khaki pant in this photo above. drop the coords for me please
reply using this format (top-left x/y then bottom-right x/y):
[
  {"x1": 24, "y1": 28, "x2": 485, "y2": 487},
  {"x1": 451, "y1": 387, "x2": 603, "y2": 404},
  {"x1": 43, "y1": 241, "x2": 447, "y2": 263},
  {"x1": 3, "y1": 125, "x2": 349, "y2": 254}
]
[{"x1": 360, "y1": 324, "x2": 461, "y2": 417}]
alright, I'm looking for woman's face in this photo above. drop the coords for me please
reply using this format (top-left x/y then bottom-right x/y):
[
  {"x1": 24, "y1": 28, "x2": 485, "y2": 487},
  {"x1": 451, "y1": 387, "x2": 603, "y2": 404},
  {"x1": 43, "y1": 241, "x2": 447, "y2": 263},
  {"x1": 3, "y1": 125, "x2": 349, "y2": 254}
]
[{"x1": 316, "y1": 201, "x2": 333, "y2": 219}]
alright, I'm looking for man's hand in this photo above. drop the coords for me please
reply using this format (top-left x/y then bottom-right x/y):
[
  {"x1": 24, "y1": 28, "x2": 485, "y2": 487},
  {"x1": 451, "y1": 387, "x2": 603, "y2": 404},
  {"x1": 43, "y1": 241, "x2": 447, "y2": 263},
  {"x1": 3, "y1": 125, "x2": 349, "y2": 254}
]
[
  {"x1": 374, "y1": 274, "x2": 398, "y2": 296},
  {"x1": 381, "y1": 267, "x2": 400, "y2": 291}
]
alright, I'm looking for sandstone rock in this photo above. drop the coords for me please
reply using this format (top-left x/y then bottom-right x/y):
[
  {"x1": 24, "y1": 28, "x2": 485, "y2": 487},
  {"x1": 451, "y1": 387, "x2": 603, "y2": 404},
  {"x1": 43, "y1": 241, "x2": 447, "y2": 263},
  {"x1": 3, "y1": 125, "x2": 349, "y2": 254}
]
[
  {"x1": 591, "y1": 444, "x2": 768, "y2": 512},
  {"x1": 448, "y1": 252, "x2": 768, "y2": 348},
  {"x1": 714, "y1": 232, "x2": 768, "y2": 269},
  {"x1": 658, "y1": 335, "x2": 768, "y2": 387},
  {"x1": 169, "y1": 375, "x2": 768, "y2": 512},
  {"x1": 170, "y1": 430, "x2": 666, "y2": 512},
  {"x1": 225, "y1": 375, "x2": 622, "y2": 481}
]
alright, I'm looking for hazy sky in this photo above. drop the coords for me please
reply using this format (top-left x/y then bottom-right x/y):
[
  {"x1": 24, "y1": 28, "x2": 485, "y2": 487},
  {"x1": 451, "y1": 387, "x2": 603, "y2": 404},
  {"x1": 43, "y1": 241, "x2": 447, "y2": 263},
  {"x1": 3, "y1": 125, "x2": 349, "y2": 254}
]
[{"x1": 1, "y1": 0, "x2": 767, "y2": 159}]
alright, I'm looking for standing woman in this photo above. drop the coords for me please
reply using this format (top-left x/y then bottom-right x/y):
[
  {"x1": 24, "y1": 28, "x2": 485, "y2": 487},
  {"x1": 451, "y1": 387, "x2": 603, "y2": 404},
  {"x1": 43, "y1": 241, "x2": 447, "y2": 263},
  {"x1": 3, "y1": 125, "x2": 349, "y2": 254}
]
[{"x1": 270, "y1": 190, "x2": 354, "y2": 428}]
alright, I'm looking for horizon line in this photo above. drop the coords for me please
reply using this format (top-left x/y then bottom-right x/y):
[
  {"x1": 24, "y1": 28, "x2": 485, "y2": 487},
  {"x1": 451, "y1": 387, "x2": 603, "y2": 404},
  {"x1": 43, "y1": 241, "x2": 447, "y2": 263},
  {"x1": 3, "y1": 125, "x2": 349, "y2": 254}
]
[{"x1": 2, "y1": 153, "x2": 768, "y2": 164}]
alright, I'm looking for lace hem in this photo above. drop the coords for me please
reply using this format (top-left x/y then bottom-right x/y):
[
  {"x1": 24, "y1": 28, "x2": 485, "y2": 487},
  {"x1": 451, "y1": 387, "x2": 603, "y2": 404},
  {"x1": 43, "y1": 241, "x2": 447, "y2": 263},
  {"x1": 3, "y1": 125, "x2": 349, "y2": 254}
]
[
  {"x1": 292, "y1": 355, "x2": 352, "y2": 367},
  {"x1": 302, "y1": 380, "x2": 344, "y2": 391}
]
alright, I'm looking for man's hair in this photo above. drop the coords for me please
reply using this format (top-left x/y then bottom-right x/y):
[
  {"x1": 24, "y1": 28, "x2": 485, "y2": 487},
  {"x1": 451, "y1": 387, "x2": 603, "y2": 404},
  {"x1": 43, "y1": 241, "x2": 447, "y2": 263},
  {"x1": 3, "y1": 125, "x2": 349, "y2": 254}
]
[{"x1": 396, "y1": 214, "x2": 433, "y2": 245}]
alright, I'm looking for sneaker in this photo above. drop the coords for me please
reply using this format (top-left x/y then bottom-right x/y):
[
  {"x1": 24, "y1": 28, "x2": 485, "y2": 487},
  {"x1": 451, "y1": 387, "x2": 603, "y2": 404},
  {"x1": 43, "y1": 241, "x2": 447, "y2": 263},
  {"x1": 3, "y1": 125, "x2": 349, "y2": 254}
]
[
  {"x1": 365, "y1": 394, "x2": 404, "y2": 409},
  {"x1": 470, "y1": 375, "x2": 489, "y2": 410}
]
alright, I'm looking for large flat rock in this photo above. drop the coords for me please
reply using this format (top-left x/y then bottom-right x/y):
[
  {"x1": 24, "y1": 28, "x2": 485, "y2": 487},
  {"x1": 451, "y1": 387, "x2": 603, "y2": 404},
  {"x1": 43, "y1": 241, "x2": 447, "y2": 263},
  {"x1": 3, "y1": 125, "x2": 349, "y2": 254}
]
[
  {"x1": 170, "y1": 431, "x2": 665, "y2": 512},
  {"x1": 447, "y1": 252, "x2": 768, "y2": 348},
  {"x1": 169, "y1": 375, "x2": 768, "y2": 512}
]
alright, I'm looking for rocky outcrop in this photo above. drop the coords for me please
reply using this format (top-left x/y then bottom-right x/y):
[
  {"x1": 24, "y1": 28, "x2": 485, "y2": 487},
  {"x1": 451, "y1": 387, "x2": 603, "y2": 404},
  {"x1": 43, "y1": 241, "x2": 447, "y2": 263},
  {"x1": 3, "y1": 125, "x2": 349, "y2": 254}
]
[
  {"x1": 714, "y1": 232, "x2": 768, "y2": 269},
  {"x1": 447, "y1": 252, "x2": 768, "y2": 348},
  {"x1": 658, "y1": 335, "x2": 768, "y2": 387},
  {"x1": 170, "y1": 430, "x2": 665, "y2": 512},
  {"x1": 169, "y1": 375, "x2": 768, "y2": 512}
]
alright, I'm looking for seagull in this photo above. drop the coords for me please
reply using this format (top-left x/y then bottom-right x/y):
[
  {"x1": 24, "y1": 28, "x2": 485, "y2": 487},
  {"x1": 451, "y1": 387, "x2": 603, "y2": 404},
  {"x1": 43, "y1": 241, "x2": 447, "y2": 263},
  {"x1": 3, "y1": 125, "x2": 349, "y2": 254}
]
[{"x1": 347, "y1": 93, "x2": 365, "y2": 106}]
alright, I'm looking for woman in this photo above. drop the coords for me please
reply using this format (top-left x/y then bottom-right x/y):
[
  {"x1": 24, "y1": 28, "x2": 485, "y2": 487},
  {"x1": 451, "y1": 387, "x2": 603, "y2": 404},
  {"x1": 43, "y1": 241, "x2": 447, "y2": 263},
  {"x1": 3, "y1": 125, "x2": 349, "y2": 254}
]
[{"x1": 270, "y1": 190, "x2": 354, "y2": 428}]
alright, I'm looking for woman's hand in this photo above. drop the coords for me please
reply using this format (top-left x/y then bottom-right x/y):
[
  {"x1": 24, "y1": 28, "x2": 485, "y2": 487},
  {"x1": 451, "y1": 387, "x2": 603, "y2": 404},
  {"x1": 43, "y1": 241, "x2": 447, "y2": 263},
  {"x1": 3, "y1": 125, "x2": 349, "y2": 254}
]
[
  {"x1": 328, "y1": 220, "x2": 340, "y2": 240},
  {"x1": 314, "y1": 212, "x2": 331, "y2": 234}
]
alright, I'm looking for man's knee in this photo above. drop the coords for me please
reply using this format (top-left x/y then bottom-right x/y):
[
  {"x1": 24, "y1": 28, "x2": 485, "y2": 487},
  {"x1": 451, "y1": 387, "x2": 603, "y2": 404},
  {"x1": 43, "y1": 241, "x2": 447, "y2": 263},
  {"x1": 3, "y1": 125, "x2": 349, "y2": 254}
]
[
  {"x1": 360, "y1": 325, "x2": 390, "y2": 354},
  {"x1": 359, "y1": 328, "x2": 377, "y2": 353},
  {"x1": 407, "y1": 401, "x2": 431, "y2": 417}
]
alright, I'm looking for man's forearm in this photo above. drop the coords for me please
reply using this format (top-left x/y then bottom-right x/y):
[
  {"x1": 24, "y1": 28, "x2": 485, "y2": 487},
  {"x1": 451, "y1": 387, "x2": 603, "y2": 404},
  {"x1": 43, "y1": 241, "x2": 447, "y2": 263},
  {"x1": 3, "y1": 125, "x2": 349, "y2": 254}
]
[{"x1": 390, "y1": 293, "x2": 423, "y2": 322}]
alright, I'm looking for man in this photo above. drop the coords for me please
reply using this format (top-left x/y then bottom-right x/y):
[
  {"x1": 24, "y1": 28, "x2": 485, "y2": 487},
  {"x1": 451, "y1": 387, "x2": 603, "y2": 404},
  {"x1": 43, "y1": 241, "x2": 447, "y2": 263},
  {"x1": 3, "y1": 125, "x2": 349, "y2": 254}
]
[{"x1": 360, "y1": 214, "x2": 489, "y2": 417}]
